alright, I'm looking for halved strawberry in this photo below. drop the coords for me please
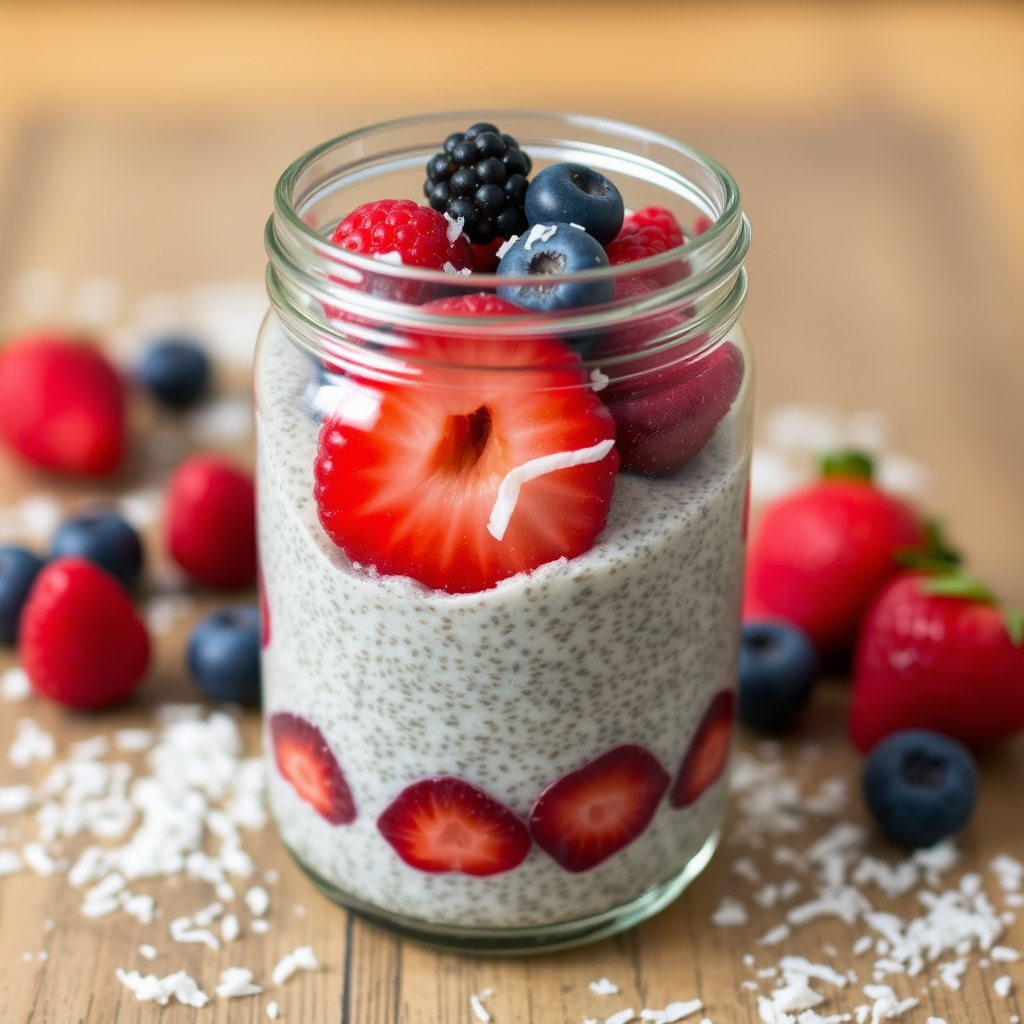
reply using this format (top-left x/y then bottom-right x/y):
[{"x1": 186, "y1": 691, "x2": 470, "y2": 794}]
[
  {"x1": 268, "y1": 712, "x2": 356, "y2": 825},
  {"x1": 592, "y1": 278, "x2": 744, "y2": 476},
  {"x1": 313, "y1": 315, "x2": 620, "y2": 593},
  {"x1": 528, "y1": 744, "x2": 670, "y2": 873},
  {"x1": 670, "y1": 690, "x2": 735, "y2": 808},
  {"x1": 258, "y1": 564, "x2": 270, "y2": 649},
  {"x1": 376, "y1": 776, "x2": 531, "y2": 876}
]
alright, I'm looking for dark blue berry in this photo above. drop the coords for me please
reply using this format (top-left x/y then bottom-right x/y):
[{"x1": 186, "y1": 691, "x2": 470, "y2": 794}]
[
  {"x1": 0, "y1": 545, "x2": 44, "y2": 646},
  {"x1": 738, "y1": 620, "x2": 818, "y2": 733},
  {"x1": 496, "y1": 222, "x2": 614, "y2": 319},
  {"x1": 187, "y1": 604, "x2": 261, "y2": 704},
  {"x1": 139, "y1": 335, "x2": 211, "y2": 409},
  {"x1": 862, "y1": 729, "x2": 977, "y2": 848},
  {"x1": 524, "y1": 163, "x2": 624, "y2": 245},
  {"x1": 50, "y1": 509, "x2": 144, "y2": 589}
]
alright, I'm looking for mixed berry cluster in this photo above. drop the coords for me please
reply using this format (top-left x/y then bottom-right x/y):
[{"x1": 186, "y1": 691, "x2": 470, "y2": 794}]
[
  {"x1": 268, "y1": 689, "x2": 733, "y2": 877},
  {"x1": 320, "y1": 121, "x2": 743, "y2": 596},
  {"x1": 0, "y1": 331, "x2": 263, "y2": 710}
]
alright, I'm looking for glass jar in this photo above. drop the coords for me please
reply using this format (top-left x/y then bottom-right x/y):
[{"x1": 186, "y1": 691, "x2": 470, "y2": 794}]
[{"x1": 256, "y1": 111, "x2": 752, "y2": 953}]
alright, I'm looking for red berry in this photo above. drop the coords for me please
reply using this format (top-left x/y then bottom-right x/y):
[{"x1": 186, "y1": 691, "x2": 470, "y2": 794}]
[
  {"x1": 331, "y1": 199, "x2": 473, "y2": 273},
  {"x1": 377, "y1": 776, "x2": 530, "y2": 876},
  {"x1": 470, "y1": 237, "x2": 505, "y2": 273},
  {"x1": 692, "y1": 214, "x2": 714, "y2": 236},
  {"x1": 165, "y1": 454, "x2": 257, "y2": 588},
  {"x1": 593, "y1": 280, "x2": 745, "y2": 475},
  {"x1": 314, "y1": 323, "x2": 619, "y2": 594},
  {"x1": 258, "y1": 563, "x2": 270, "y2": 649},
  {"x1": 605, "y1": 206, "x2": 684, "y2": 264},
  {"x1": 529, "y1": 744, "x2": 670, "y2": 873},
  {"x1": 848, "y1": 572, "x2": 1024, "y2": 752},
  {"x1": 0, "y1": 332, "x2": 125, "y2": 477},
  {"x1": 670, "y1": 690, "x2": 735, "y2": 808},
  {"x1": 743, "y1": 453, "x2": 926, "y2": 656},
  {"x1": 269, "y1": 712, "x2": 356, "y2": 825},
  {"x1": 19, "y1": 557, "x2": 150, "y2": 708}
]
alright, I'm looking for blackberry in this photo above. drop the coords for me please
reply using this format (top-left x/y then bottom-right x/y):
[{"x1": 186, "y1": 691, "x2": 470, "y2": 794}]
[{"x1": 424, "y1": 122, "x2": 532, "y2": 245}]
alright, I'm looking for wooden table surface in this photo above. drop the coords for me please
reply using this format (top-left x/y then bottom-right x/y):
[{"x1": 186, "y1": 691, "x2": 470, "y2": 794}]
[{"x1": 0, "y1": 4, "x2": 1022, "y2": 1023}]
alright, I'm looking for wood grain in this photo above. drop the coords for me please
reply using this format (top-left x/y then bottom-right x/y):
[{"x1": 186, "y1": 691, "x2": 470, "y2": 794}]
[{"x1": 0, "y1": 4, "x2": 1023, "y2": 1022}]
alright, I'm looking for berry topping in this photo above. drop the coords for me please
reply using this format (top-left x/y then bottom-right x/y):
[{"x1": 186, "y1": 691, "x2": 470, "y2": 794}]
[
  {"x1": 670, "y1": 689, "x2": 735, "y2": 808},
  {"x1": 861, "y1": 729, "x2": 977, "y2": 848},
  {"x1": 313, "y1": 322, "x2": 619, "y2": 594},
  {"x1": 165, "y1": 454, "x2": 257, "y2": 589},
  {"x1": 605, "y1": 206, "x2": 684, "y2": 265},
  {"x1": 0, "y1": 332, "x2": 126, "y2": 477},
  {"x1": 738, "y1": 620, "x2": 818, "y2": 733},
  {"x1": 593, "y1": 284, "x2": 745, "y2": 475},
  {"x1": 496, "y1": 223, "x2": 614, "y2": 317},
  {"x1": 377, "y1": 776, "x2": 531, "y2": 876},
  {"x1": 424, "y1": 123, "x2": 532, "y2": 245},
  {"x1": 529, "y1": 744, "x2": 670, "y2": 873},
  {"x1": 19, "y1": 556, "x2": 150, "y2": 709},
  {"x1": 258, "y1": 565, "x2": 270, "y2": 649},
  {"x1": 50, "y1": 508, "x2": 144, "y2": 590},
  {"x1": 138, "y1": 334, "x2": 211, "y2": 409},
  {"x1": 0, "y1": 545, "x2": 45, "y2": 646},
  {"x1": 268, "y1": 711, "x2": 356, "y2": 825},
  {"x1": 524, "y1": 163, "x2": 624, "y2": 245},
  {"x1": 187, "y1": 605, "x2": 262, "y2": 705},
  {"x1": 848, "y1": 570, "x2": 1024, "y2": 752},
  {"x1": 743, "y1": 452, "x2": 927, "y2": 656}
]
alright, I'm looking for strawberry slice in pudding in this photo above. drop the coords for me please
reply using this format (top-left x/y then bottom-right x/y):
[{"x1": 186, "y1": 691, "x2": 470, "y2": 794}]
[
  {"x1": 670, "y1": 690, "x2": 735, "y2": 808},
  {"x1": 377, "y1": 777, "x2": 531, "y2": 876},
  {"x1": 313, "y1": 298, "x2": 620, "y2": 593}
]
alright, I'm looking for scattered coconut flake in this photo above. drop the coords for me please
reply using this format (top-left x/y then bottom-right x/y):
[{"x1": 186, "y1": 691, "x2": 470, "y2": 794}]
[
  {"x1": 271, "y1": 946, "x2": 320, "y2": 985},
  {"x1": 113, "y1": 728, "x2": 154, "y2": 753},
  {"x1": 487, "y1": 439, "x2": 615, "y2": 540},
  {"x1": 139, "y1": 944, "x2": 157, "y2": 960},
  {"x1": 252, "y1": 919, "x2": 271, "y2": 934},
  {"x1": 9, "y1": 719, "x2": 56, "y2": 766},
  {"x1": 222, "y1": 913, "x2": 241, "y2": 942},
  {"x1": 0, "y1": 849, "x2": 23, "y2": 876},
  {"x1": 170, "y1": 915, "x2": 220, "y2": 950},
  {"x1": 470, "y1": 993, "x2": 491, "y2": 1022},
  {"x1": 70, "y1": 276, "x2": 123, "y2": 325},
  {"x1": 496, "y1": 235, "x2": 518, "y2": 258},
  {"x1": 0, "y1": 784, "x2": 33, "y2": 813},
  {"x1": 758, "y1": 924, "x2": 792, "y2": 946},
  {"x1": 70, "y1": 735, "x2": 110, "y2": 761},
  {"x1": 118, "y1": 489, "x2": 164, "y2": 531},
  {"x1": 22, "y1": 841, "x2": 66, "y2": 876},
  {"x1": 992, "y1": 855, "x2": 1024, "y2": 893},
  {"x1": 246, "y1": 884, "x2": 270, "y2": 917},
  {"x1": 606, "y1": 1010, "x2": 636, "y2": 1024},
  {"x1": 216, "y1": 966, "x2": 264, "y2": 998},
  {"x1": 733, "y1": 857, "x2": 762, "y2": 885},
  {"x1": 590, "y1": 978, "x2": 621, "y2": 995},
  {"x1": 267, "y1": 1001, "x2": 280, "y2": 1020},
  {"x1": 994, "y1": 975, "x2": 1013, "y2": 998},
  {"x1": 925, "y1": 1018, "x2": 948, "y2": 1024},
  {"x1": 523, "y1": 224, "x2": 558, "y2": 250},
  {"x1": 18, "y1": 495, "x2": 62, "y2": 542},
  {"x1": 768, "y1": 980, "x2": 825, "y2": 1014},
  {"x1": 990, "y1": 945, "x2": 1020, "y2": 962},
  {"x1": 590, "y1": 367, "x2": 610, "y2": 392},
  {"x1": 876, "y1": 454, "x2": 930, "y2": 498},
  {"x1": 184, "y1": 395, "x2": 252, "y2": 444},
  {"x1": 778, "y1": 956, "x2": 848, "y2": 988},
  {"x1": 115, "y1": 967, "x2": 209, "y2": 1007},
  {"x1": 0, "y1": 667, "x2": 30, "y2": 702},
  {"x1": 293, "y1": 903, "x2": 307, "y2": 916},
  {"x1": 712, "y1": 897, "x2": 748, "y2": 927},
  {"x1": 443, "y1": 212, "x2": 466, "y2": 245},
  {"x1": 639, "y1": 999, "x2": 704, "y2": 1023}
]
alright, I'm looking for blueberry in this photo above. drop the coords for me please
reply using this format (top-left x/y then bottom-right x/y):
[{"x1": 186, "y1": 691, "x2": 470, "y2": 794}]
[
  {"x1": 496, "y1": 222, "x2": 614, "y2": 321},
  {"x1": 0, "y1": 545, "x2": 45, "y2": 646},
  {"x1": 187, "y1": 604, "x2": 261, "y2": 704},
  {"x1": 738, "y1": 620, "x2": 818, "y2": 733},
  {"x1": 524, "y1": 163, "x2": 624, "y2": 245},
  {"x1": 50, "y1": 509, "x2": 143, "y2": 589},
  {"x1": 862, "y1": 729, "x2": 977, "y2": 848},
  {"x1": 139, "y1": 335, "x2": 211, "y2": 409}
]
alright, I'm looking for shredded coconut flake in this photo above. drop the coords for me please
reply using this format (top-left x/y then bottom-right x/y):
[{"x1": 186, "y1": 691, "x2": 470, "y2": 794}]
[
  {"x1": 712, "y1": 897, "x2": 748, "y2": 927},
  {"x1": 606, "y1": 1010, "x2": 636, "y2": 1024},
  {"x1": 639, "y1": 999, "x2": 704, "y2": 1023},
  {"x1": 470, "y1": 993, "x2": 492, "y2": 1022},
  {"x1": 271, "y1": 946, "x2": 320, "y2": 985},
  {"x1": 487, "y1": 439, "x2": 615, "y2": 540},
  {"x1": 523, "y1": 224, "x2": 558, "y2": 250},
  {"x1": 0, "y1": 667, "x2": 30, "y2": 702},
  {"x1": 216, "y1": 966, "x2": 264, "y2": 998},
  {"x1": 590, "y1": 978, "x2": 621, "y2": 995},
  {"x1": 994, "y1": 975, "x2": 1013, "y2": 998}
]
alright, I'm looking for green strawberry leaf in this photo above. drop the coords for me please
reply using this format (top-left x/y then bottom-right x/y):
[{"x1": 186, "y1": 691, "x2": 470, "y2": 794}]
[
  {"x1": 896, "y1": 518, "x2": 961, "y2": 571},
  {"x1": 1002, "y1": 608, "x2": 1024, "y2": 647},
  {"x1": 921, "y1": 572, "x2": 995, "y2": 603},
  {"x1": 820, "y1": 450, "x2": 874, "y2": 483}
]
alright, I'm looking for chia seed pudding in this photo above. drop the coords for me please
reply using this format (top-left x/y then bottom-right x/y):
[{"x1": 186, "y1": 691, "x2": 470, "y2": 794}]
[{"x1": 256, "y1": 320, "x2": 749, "y2": 930}]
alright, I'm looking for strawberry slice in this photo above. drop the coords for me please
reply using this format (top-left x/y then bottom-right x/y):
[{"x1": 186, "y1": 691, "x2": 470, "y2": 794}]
[
  {"x1": 376, "y1": 777, "x2": 531, "y2": 876},
  {"x1": 268, "y1": 712, "x2": 356, "y2": 825},
  {"x1": 592, "y1": 277, "x2": 744, "y2": 476},
  {"x1": 314, "y1": 308, "x2": 620, "y2": 593},
  {"x1": 670, "y1": 690, "x2": 735, "y2": 808},
  {"x1": 528, "y1": 744, "x2": 670, "y2": 873}
]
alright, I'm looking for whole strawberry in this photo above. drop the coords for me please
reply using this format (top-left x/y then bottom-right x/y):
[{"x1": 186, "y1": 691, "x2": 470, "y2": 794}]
[
  {"x1": 19, "y1": 557, "x2": 150, "y2": 708},
  {"x1": 0, "y1": 332, "x2": 125, "y2": 476},
  {"x1": 743, "y1": 452, "x2": 926, "y2": 656},
  {"x1": 849, "y1": 571, "x2": 1024, "y2": 752}
]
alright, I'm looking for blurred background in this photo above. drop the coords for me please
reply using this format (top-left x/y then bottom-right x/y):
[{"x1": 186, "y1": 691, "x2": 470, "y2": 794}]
[{"x1": 0, "y1": 0, "x2": 1021, "y2": 599}]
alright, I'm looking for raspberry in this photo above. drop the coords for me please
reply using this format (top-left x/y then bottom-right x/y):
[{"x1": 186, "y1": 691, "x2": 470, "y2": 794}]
[
  {"x1": 604, "y1": 206, "x2": 684, "y2": 265},
  {"x1": 424, "y1": 122, "x2": 532, "y2": 245},
  {"x1": 330, "y1": 199, "x2": 472, "y2": 272}
]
